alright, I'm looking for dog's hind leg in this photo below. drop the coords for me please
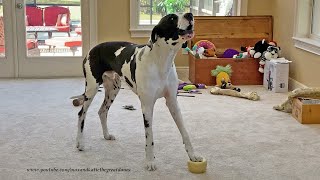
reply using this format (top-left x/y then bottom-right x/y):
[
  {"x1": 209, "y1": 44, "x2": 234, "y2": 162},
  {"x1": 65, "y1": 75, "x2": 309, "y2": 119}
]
[
  {"x1": 76, "y1": 58, "x2": 99, "y2": 151},
  {"x1": 98, "y1": 71, "x2": 121, "y2": 140}
]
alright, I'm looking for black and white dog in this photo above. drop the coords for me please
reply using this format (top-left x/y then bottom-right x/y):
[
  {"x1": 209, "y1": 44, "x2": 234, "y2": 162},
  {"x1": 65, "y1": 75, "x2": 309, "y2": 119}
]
[{"x1": 73, "y1": 13, "x2": 202, "y2": 171}]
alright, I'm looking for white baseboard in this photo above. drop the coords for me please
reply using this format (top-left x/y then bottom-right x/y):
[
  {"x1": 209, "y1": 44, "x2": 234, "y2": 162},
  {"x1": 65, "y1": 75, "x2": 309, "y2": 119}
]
[{"x1": 288, "y1": 78, "x2": 308, "y2": 90}]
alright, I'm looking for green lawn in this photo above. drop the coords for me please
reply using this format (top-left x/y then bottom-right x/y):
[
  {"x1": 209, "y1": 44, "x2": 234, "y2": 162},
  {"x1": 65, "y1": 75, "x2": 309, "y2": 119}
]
[{"x1": 140, "y1": 13, "x2": 162, "y2": 20}]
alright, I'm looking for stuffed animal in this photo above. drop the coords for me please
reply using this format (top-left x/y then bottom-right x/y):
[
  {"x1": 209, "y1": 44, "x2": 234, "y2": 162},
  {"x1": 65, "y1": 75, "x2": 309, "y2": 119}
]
[
  {"x1": 232, "y1": 46, "x2": 254, "y2": 59},
  {"x1": 211, "y1": 64, "x2": 232, "y2": 86},
  {"x1": 220, "y1": 79, "x2": 241, "y2": 92},
  {"x1": 258, "y1": 45, "x2": 281, "y2": 73},
  {"x1": 249, "y1": 39, "x2": 269, "y2": 59},
  {"x1": 222, "y1": 49, "x2": 239, "y2": 58},
  {"x1": 193, "y1": 40, "x2": 216, "y2": 58}
]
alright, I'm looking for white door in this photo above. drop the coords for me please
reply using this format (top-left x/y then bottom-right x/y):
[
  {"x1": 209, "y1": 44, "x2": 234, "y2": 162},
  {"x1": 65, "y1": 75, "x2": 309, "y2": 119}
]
[{"x1": 0, "y1": 0, "x2": 97, "y2": 78}]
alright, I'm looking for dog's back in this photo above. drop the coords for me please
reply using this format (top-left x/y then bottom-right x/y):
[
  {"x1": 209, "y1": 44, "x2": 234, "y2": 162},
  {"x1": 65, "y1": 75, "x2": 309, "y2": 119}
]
[{"x1": 85, "y1": 41, "x2": 139, "y2": 84}]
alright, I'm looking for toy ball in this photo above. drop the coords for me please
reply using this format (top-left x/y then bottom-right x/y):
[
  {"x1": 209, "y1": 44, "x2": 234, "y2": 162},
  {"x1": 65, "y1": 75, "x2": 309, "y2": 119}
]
[{"x1": 188, "y1": 159, "x2": 207, "y2": 174}]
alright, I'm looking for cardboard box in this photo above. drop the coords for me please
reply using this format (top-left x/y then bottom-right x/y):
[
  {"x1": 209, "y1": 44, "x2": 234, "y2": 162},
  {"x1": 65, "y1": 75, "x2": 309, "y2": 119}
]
[
  {"x1": 292, "y1": 98, "x2": 320, "y2": 124},
  {"x1": 263, "y1": 58, "x2": 289, "y2": 93}
]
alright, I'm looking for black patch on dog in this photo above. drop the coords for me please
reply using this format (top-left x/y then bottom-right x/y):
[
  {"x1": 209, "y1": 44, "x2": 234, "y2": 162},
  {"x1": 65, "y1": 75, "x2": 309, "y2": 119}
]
[
  {"x1": 88, "y1": 41, "x2": 136, "y2": 84},
  {"x1": 125, "y1": 76, "x2": 133, "y2": 88},
  {"x1": 83, "y1": 95, "x2": 89, "y2": 101},
  {"x1": 172, "y1": 42, "x2": 178, "y2": 46},
  {"x1": 78, "y1": 108, "x2": 84, "y2": 117},
  {"x1": 81, "y1": 120, "x2": 84, "y2": 133},
  {"x1": 130, "y1": 57, "x2": 136, "y2": 82},
  {"x1": 151, "y1": 14, "x2": 180, "y2": 43},
  {"x1": 143, "y1": 114, "x2": 150, "y2": 128},
  {"x1": 82, "y1": 56, "x2": 87, "y2": 78},
  {"x1": 152, "y1": 142, "x2": 154, "y2": 146},
  {"x1": 182, "y1": 42, "x2": 188, "y2": 48}
]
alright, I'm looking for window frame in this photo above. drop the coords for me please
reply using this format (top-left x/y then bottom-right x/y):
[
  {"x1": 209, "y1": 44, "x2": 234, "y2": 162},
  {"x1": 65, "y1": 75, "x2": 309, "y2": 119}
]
[
  {"x1": 293, "y1": 0, "x2": 320, "y2": 56},
  {"x1": 130, "y1": 0, "x2": 248, "y2": 38}
]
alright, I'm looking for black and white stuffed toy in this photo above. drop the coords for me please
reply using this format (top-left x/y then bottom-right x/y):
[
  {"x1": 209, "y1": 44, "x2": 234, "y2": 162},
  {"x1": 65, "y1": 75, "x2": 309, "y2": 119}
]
[
  {"x1": 258, "y1": 45, "x2": 281, "y2": 73},
  {"x1": 249, "y1": 39, "x2": 269, "y2": 59}
]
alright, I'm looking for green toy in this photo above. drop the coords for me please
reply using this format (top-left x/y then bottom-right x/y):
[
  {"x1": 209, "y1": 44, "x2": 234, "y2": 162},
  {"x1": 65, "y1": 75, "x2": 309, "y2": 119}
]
[{"x1": 183, "y1": 85, "x2": 197, "y2": 91}]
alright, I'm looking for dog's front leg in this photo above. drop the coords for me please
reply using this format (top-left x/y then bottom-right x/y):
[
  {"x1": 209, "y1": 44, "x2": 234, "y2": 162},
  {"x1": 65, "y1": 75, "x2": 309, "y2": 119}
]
[
  {"x1": 165, "y1": 94, "x2": 203, "y2": 162},
  {"x1": 140, "y1": 97, "x2": 156, "y2": 171}
]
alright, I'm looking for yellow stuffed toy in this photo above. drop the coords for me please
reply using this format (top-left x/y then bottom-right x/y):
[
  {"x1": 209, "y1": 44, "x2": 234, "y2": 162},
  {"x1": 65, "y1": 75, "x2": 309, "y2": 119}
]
[
  {"x1": 211, "y1": 64, "x2": 232, "y2": 86},
  {"x1": 211, "y1": 64, "x2": 241, "y2": 92}
]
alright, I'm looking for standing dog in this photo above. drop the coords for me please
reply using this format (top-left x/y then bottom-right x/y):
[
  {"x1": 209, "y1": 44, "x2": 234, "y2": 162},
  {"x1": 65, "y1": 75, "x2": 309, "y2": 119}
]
[{"x1": 73, "y1": 13, "x2": 202, "y2": 171}]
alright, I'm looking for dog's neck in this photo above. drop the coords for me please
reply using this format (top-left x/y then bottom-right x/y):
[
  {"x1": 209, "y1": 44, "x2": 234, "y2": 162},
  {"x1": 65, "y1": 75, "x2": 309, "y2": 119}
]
[{"x1": 145, "y1": 39, "x2": 181, "y2": 74}]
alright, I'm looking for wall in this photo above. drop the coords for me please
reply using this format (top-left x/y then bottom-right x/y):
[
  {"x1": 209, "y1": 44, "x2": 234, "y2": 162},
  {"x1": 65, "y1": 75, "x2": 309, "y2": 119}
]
[
  {"x1": 272, "y1": 0, "x2": 320, "y2": 87},
  {"x1": 97, "y1": 0, "x2": 273, "y2": 67},
  {"x1": 97, "y1": 0, "x2": 320, "y2": 87}
]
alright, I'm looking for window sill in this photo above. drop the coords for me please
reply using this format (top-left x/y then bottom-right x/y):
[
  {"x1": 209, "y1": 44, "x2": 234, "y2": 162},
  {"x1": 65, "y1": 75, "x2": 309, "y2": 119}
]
[
  {"x1": 292, "y1": 37, "x2": 320, "y2": 56},
  {"x1": 130, "y1": 29, "x2": 152, "y2": 38}
]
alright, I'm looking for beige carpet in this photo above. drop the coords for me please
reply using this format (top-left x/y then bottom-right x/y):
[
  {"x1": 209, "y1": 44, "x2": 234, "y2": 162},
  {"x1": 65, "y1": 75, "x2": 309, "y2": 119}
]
[{"x1": 1, "y1": 78, "x2": 320, "y2": 180}]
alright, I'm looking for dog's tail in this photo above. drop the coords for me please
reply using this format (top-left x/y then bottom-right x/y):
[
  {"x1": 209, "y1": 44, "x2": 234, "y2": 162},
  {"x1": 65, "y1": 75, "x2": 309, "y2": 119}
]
[{"x1": 70, "y1": 94, "x2": 85, "y2": 107}]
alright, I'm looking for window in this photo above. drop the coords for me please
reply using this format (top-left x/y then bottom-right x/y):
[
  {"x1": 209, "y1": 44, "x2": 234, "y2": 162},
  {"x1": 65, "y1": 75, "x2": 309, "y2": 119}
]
[
  {"x1": 311, "y1": 0, "x2": 320, "y2": 40},
  {"x1": 130, "y1": 0, "x2": 247, "y2": 37},
  {"x1": 293, "y1": 0, "x2": 320, "y2": 55}
]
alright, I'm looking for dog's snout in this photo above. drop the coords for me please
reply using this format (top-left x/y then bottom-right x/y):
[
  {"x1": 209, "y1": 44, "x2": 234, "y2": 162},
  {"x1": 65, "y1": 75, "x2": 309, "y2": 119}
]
[{"x1": 184, "y1": 13, "x2": 193, "y2": 21}]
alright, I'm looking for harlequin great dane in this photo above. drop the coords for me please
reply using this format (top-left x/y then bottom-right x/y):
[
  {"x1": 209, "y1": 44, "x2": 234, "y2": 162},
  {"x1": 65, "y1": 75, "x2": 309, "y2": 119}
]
[{"x1": 73, "y1": 13, "x2": 203, "y2": 171}]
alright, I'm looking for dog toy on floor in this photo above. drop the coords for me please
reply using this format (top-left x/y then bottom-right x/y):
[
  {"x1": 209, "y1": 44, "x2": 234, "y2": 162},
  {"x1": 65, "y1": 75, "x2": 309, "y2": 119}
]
[
  {"x1": 273, "y1": 87, "x2": 320, "y2": 113},
  {"x1": 210, "y1": 87, "x2": 260, "y2": 101},
  {"x1": 122, "y1": 105, "x2": 136, "y2": 110},
  {"x1": 211, "y1": 64, "x2": 241, "y2": 92},
  {"x1": 188, "y1": 159, "x2": 207, "y2": 174}
]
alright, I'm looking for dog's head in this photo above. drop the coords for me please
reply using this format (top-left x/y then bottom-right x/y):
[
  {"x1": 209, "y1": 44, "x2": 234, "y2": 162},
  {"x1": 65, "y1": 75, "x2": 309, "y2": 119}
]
[{"x1": 150, "y1": 13, "x2": 194, "y2": 49}]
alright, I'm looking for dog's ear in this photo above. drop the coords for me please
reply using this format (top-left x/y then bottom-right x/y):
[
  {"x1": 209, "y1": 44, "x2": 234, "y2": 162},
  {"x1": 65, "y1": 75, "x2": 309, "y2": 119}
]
[
  {"x1": 182, "y1": 41, "x2": 188, "y2": 48},
  {"x1": 151, "y1": 25, "x2": 159, "y2": 44}
]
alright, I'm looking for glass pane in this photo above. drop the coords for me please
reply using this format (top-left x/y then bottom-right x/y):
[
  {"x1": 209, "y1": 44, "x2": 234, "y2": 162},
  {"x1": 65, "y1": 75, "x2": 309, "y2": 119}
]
[
  {"x1": 25, "y1": 0, "x2": 82, "y2": 57},
  {"x1": 0, "y1": 3, "x2": 5, "y2": 57},
  {"x1": 312, "y1": 0, "x2": 320, "y2": 37},
  {"x1": 140, "y1": 7, "x2": 152, "y2": 25},
  {"x1": 140, "y1": 0, "x2": 191, "y2": 25},
  {"x1": 191, "y1": 0, "x2": 235, "y2": 16},
  {"x1": 140, "y1": 0, "x2": 151, "y2": 6}
]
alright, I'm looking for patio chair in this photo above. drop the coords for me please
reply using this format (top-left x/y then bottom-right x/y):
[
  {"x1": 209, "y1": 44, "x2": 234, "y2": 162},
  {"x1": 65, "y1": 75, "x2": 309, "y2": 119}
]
[
  {"x1": 0, "y1": 16, "x2": 39, "y2": 55},
  {"x1": 44, "y1": 6, "x2": 71, "y2": 37}
]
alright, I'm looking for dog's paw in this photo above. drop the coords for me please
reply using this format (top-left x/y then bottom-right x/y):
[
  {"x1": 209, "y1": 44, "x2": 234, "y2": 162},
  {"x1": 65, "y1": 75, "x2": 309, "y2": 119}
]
[
  {"x1": 104, "y1": 134, "x2": 116, "y2": 140},
  {"x1": 146, "y1": 160, "x2": 157, "y2": 171},
  {"x1": 190, "y1": 155, "x2": 203, "y2": 162},
  {"x1": 76, "y1": 142, "x2": 84, "y2": 151}
]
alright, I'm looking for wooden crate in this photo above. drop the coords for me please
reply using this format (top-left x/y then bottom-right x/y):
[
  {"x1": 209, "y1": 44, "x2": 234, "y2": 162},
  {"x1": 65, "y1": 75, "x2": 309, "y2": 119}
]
[
  {"x1": 292, "y1": 98, "x2": 320, "y2": 124},
  {"x1": 189, "y1": 16, "x2": 273, "y2": 85}
]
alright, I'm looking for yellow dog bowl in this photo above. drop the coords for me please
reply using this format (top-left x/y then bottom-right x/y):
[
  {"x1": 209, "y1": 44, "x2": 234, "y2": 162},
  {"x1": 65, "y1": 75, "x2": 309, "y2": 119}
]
[{"x1": 188, "y1": 159, "x2": 207, "y2": 174}]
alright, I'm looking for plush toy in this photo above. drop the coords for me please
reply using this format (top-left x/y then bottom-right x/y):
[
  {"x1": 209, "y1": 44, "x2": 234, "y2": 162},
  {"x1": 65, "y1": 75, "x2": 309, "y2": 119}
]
[
  {"x1": 249, "y1": 39, "x2": 269, "y2": 59},
  {"x1": 220, "y1": 79, "x2": 241, "y2": 92},
  {"x1": 211, "y1": 64, "x2": 240, "y2": 92},
  {"x1": 222, "y1": 49, "x2": 239, "y2": 58},
  {"x1": 193, "y1": 40, "x2": 216, "y2": 58},
  {"x1": 203, "y1": 49, "x2": 217, "y2": 57},
  {"x1": 211, "y1": 64, "x2": 232, "y2": 86},
  {"x1": 233, "y1": 46, "x2": 254, "y2": 59},
  {"x1": 258, "y1": 45, "x2": 281, "y2": 73},
  {"x1": 233, "y1": 52, "x2": 249, "y2": 59}
]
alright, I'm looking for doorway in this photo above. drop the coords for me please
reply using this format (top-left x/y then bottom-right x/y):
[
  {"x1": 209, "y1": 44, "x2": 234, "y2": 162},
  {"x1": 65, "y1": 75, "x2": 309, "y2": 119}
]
[{"x1": 0, "y1": 0, "x2": 97, "y2": 78}]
